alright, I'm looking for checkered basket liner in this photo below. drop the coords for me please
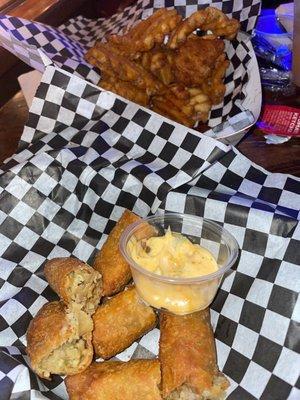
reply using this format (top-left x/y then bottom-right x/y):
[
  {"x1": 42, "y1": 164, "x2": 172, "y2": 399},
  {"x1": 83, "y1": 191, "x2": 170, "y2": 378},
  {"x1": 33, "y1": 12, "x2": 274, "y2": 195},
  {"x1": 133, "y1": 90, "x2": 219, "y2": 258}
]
[
  {"x1": 0, "y1": 0, "x2": 299, "y2": 399},
  {"x1": 0, "y1": 54, "x2": 299, "y2": 399},
  {"x1": 0, "y1": 0, "x2": 261, "y2": 130}
]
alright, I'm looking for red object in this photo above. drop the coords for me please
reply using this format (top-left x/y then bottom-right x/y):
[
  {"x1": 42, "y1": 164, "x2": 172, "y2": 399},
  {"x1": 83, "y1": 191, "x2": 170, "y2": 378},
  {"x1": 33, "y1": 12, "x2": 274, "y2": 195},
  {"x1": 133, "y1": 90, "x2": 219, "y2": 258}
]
[{"x1": 258, "y1": 105, "x2": 300, "y2": 136}]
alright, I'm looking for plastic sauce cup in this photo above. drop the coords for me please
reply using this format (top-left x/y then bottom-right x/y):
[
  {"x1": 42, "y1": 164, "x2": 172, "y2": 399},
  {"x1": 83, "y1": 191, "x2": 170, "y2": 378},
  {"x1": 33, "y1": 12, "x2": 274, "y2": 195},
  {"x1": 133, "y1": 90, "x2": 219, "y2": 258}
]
[{"x1": 120, "y1": 213, "x2": 239, "y2": 315}]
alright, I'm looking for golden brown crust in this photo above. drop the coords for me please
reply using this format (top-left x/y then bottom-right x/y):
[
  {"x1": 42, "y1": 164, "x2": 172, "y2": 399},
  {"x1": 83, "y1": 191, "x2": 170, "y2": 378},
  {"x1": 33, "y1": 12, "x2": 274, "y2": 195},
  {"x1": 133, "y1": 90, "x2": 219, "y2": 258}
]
[
  {"x1": 85, "y1": 7, "x2": 240, "y2": 127},
  {"x1": 100, "y1": 76, "x2": 150, "y2": 106},
  {"x1": 27, "y1": 302, "x2": 73, "y2": 378},
  {"x1": 86, "y1": 7, "x2": 238, "y2": 127},
  {"x1": 92, "y1": 286, "x2": 157, "y2": 359},
  {"x1": 44, "y1": 257, "x2": 102, "y2": 314},
  {"x1": 86, "y1": 43, "x2": 163, "y2": 95},
  {"x1": 159, "y1": 309, "x2": 227, "y2": 398},
  {"x1": 167, "y1": 7, "x2": 240, "y2": 49},
  {"x1": 140, "y1": 48, "x2": 175, "y2": 85},
  {"x1": 92, "y1": 210, "x2": 141, "y2": 296},
  {"x1": 65, "y1": 359, "x2": 162, "y2": 400},
  {"x1": 26, "y1": 302, "x2": 93, "y2": 379},
  {"x1": 107, "y1": 9, "x2": 182, "y2": 58},
  {"x1": 171, "y1": 37, "x2": 225, "y2": 87}
]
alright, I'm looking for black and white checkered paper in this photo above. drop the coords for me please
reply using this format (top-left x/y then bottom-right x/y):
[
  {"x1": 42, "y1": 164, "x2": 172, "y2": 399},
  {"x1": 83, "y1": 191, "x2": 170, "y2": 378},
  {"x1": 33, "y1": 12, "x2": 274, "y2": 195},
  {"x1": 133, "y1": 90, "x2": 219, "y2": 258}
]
[
  {"x1": 0, "y1": 55, "x2": 299, "y2": 400},
  {"x1": 0, "y1": 0, "x2": 261, "y2": 130},
  {"x1": 0, "y1": 1, "x2": 299, "y2": 400}
]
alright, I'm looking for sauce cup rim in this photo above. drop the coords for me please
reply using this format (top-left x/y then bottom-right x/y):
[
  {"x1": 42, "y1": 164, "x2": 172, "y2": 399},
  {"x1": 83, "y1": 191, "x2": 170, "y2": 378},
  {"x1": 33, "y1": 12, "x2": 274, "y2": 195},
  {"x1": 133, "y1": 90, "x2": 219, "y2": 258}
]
[{"x1": 119, "y1": 213, "x2": 239, "y2": 284}]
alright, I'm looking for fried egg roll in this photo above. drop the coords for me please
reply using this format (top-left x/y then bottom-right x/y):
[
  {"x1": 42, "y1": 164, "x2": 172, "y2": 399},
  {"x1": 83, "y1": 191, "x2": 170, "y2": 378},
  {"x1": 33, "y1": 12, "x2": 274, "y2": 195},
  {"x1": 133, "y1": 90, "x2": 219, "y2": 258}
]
[
  {"x1": 159, "y1": 309, "x2": 229, "y2": 399},
  {"x1": 44, "y1": 257, "x2": 102, "y2": 314},
  {"x1": 26, "y1": 301, "x2": 93, "y2": 379},
  {"x1": 92, "y1": 209, "x2": 141, "y2": 296},
  {"x1": 65, "y1": 360, "x2": 162, "y2": 400},
  {"x1": 92, "y1": 286, "x2": 157, "y2": 359}
]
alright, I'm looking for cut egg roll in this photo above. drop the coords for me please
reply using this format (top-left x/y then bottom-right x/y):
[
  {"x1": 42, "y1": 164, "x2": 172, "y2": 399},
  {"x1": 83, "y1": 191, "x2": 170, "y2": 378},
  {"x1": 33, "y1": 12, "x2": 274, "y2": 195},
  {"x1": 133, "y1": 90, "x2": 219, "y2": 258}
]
[
  {"x1": 92, "y1": 209, "x2": 141, "y2": 296},
  {"x1": 92, "y1": 286, "x2": 157, "y2": 359},
  {"x1": 26, "y1": 301, "x2": 93, "y2": 379},
  {"x1": 44, "y1": 257, "x2": 102, "y2": 314},
  {"x1": 159, "y1": 309, "x2": 229, "y2": 399},
  {"x1": 66, "y1": 359, "x2": 162, "y2": 400}
]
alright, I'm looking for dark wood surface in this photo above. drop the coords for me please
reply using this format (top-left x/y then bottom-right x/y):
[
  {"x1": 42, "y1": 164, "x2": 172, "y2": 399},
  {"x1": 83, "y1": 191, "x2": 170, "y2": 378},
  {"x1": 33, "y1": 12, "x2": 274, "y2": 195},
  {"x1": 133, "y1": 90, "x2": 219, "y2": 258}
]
[
  {"x1": 0, "y1": 0, "x2": 98, "y2": 106},
  {"x1": 238, "y1": 130, "x2": 300, "y2": 176},
  {"x1": 0, "y1": 90, "x2": 299, "y2": 176},
  {"x1": 238, "y1": 85, "x2": 300, "y2": 176}
]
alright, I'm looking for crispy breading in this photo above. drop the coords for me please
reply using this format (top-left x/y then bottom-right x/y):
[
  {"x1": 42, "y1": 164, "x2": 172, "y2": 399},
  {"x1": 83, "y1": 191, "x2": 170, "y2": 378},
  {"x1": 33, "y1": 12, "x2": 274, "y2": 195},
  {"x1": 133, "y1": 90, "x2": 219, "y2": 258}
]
[
  {"x1": 85, "y1": 7, "x2": 239, "y2": 126},
  {"x1": 140, "y1": 47, "x2": 175, "y2": 85},
  {"x1": 92, "y1": 210, "x2": 141, "y2": 297},
  {"x1": 171, "y1": 36, "x2": 225, "y2": 87},
  {"x1": 168, "y1": 6, "x2": 240, "y2": 49},
  {"x1": 159, "y1": 309, "x2": 229, "y2": 399},
  {"x1": 92, "y1": 286, "x2": 157, "y2": 359},
  {"x1": 86, "y1": 43, "x2": 163, "y2": 96},
  {"x1": 44, "y1": 257, "x2": 102, "y2": 315},
  {"x1": 26, "y1": 302, "x2": 93, "y2": 379},
  {"x1": 65, "y1": 360, "x2": 162, "y2": 400}
]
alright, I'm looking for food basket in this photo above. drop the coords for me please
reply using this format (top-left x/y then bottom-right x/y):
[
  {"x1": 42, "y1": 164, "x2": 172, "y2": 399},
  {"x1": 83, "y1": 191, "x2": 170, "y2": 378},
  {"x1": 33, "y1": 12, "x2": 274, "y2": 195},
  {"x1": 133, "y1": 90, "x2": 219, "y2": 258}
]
[
  {"x1": 0, "y1": 1, "x2": 299, "y2": 400},
  {"x1": 0, "y1": 0, "x2": 262, "y2": 144}
]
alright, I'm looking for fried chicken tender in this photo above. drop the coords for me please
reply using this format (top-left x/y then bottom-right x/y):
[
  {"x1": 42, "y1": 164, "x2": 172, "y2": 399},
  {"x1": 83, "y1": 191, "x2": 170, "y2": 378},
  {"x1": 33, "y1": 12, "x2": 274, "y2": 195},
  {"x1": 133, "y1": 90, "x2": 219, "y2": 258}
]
[
  {"x1": 168, "y1": 6, "x2": 240, "y2": 49},
  {"x1": 108, "y1": 8, "x2": 182, "y2": 58},
  {"x1": 171, "y1": 36, "x2": 225, "y2": 87},
  {"x1": 201, "y1": 54, "x2": 230, "y2": 104}
]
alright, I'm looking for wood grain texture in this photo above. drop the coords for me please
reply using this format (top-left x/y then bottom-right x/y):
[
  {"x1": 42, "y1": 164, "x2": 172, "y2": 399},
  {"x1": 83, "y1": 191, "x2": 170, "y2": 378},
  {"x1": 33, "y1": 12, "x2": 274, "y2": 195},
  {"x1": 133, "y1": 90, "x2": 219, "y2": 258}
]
[
  {"x1": 239, "y1": 130, "x2": 300, "y2": 176},
  {"x1": 0, "y1": 0, "x2": 87, "y2": 19},
  {"x1": 0, "y1": 0, "x2": 95, "y2": 105}
]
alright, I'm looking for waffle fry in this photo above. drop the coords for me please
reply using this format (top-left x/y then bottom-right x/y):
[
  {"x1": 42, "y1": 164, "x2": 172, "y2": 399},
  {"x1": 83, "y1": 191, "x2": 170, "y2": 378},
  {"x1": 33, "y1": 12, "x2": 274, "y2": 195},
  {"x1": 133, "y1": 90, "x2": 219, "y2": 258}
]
[
  {"x1": 100, "y1": 77, "x2": 150, "y2": 107},
  {"x1": 140, "y1": 48, "x2": 174, "y2": 85},
  {"x1": 86, "y1": 43, "x2": 163, "y2": 96},
  {"x1": 188, "y1": 88, "x2": 212, "y2": 123},
  {"x1": 168, "y1": 6, "x2": 240, "y2": 49},
  {"x1": 85, "y1": 7, "x2": 239, "y2": 126}
]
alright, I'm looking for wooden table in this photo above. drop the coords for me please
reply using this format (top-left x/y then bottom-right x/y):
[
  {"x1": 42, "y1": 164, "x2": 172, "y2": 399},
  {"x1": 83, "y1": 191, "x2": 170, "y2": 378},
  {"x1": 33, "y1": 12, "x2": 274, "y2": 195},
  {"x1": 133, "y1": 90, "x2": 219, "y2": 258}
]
[
  {"x1": 0, "y1": 0, "x2": 100, "y2": 107},
  {"x1": 1, "y1": 88, "x2": 300, "y2": 176},
  {"x1": 238, "y1": 85, "x2": 300, "y2": 176}
]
